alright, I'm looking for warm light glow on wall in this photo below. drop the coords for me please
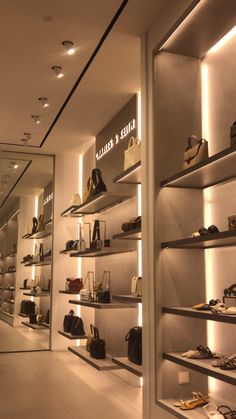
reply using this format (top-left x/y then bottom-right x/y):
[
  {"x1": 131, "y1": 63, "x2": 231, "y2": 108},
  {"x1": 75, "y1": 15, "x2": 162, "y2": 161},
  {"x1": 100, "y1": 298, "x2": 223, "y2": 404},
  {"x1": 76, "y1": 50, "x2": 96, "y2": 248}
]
[
  {"x1": 76, "y1": 155, "x2": 83, "y2": 332},
  {"x1": 208, "y1": 26, "x2": 236, "y2": 54},
  {"x1": 137, "y1": 92, "x2": 141, "y2": 139},
  {"x1": 201, "y1": 63, "x2": 209, "y2": 142}
]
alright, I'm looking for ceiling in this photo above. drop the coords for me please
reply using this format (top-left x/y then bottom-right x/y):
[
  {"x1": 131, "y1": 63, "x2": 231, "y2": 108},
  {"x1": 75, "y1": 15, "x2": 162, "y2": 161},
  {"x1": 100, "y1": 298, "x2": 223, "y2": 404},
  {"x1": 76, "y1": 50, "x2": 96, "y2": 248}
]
[{"x1": 0, "y1": 0, "x2": 172, "y2": 155}]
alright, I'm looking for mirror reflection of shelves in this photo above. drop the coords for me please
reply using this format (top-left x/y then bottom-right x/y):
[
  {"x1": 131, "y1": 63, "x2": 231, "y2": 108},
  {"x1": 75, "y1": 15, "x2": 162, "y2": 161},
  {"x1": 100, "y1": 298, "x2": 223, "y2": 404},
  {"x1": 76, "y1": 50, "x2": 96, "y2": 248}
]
[
  {"x1": 113, "y1": 228, "x2": 141, "y2": 240},
  {"x1": 68, "y1": 346, "x2": 121, "y2": 371},
  {"x1": 58, "y1": 330, "x2": 87, "y2": 340},
  {"x1": 112, "y1": 357, "x2": 142, "y2": 377},
  {"x1": 21, "y1": 321, "x2": 49, "y2": 331}
]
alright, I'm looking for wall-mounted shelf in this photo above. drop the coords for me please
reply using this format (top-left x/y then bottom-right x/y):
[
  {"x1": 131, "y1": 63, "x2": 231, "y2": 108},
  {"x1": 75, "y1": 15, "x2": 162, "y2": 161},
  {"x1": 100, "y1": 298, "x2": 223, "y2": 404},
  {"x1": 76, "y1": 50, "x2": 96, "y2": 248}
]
[
  {"x1": 4, "y1": 300, "x2": 14, "y2": 305},
  {"x1": 59, "y1": 290, "x2": 80, "y2": 295},
  {"x1": 21, "y1": 321, "x2": 49, "y2": 331},
  {"x1": 112, "y1": 357, "x2": 142, "y2": 377},
  {"x1": 113, "y1": 161, "x2": 141, "y2": 184},
  {"x1": 58, "y1": 330, "x2": 87, "y2": 340},
  {"x1": 69, "y1": 300, "x2": 135, "y2": 309},
  {"x1": 113, "y1": 228, "x2": 141, "y2": 240},
  {"x1": 4, "y1": 287, "x2": 15, "y2": 291},
  {"x1": 162, "y1": 307, "x2": 236, "y2": 324},
  {"x1": 161, "y1": 145, "x2": 236, "y2": 189},
  {"x1": 164, "y1": 352, "x2": 236, "y2": 386},
  {"x1": 1, "y1": 310, "x2": 13, "y2": 318},
  {"x1": 4, "y1": 269, "x2": 16, "y2": 274},
  {"x1": 59, "y1": 249, "x2": 78, "y2": 255},
  {"x1": 68, "y1": 346, "x2": 121, "y2": 371},
  {"x1": 23, "y1": 292, "x2": 50, "y2": 297},
  {"x1": 23, "y1": 231, "x2": 52, "y2": 240},
  {"x1": 24, "y1": 260, "x2": 51, "y2": 267},
  {"x1": 5, "y1": 252, "x2": 16, "y2": 258},
  {"x1": 18, "y1": 313, "x2": 29, "y2": 318},
  {"x1": 161, "y1": 230, "x2": 236, "y2": 250},
  {"x1": 112, "y1": 294, "x2": 142, "y2": 303},
  {"x1": 70, "y1": 248, "x2": 134, "y2": 258},
  {"x1": 19, "y1": 287, "x2": 31, "y2": 290},
  {"x1": 61, "y1": 192, "x2": 131, "y2": 216}
]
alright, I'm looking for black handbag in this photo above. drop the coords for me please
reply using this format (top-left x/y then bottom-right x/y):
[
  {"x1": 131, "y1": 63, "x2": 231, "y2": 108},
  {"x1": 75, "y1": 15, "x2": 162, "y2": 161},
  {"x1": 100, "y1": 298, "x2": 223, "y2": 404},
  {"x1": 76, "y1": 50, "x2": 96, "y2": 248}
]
[
  {"x1": 70, "y1": 316, "x2": 85, "y2": 336},
  {"x1": 20, "y1": 300, "x2": 36, "y2": 315},
  {"x1": 63, "y1": 310, "x2": 75, "y2": 333},
  {"x1": 90, "y1": 327, "x2": 106, "y2": 359},
  {"x1": 122, "y1": 216, "x2": 141, "y2": 232},
  {"x1": 29, "y1": 313, "x2": 37, "y2": 324},
  {"x1": 90, "y1": 220, "x2": 102, "y2": 249},
  {"x1": 92, "y1": 168, "x2": 107, "y2": 196},
  {"x1": 96, "y1": 271, "x2": 111, "y2": 304},
  {"x1": 125, "y1": 326, "x2": 142, "y2": 365},
  {"x1": 230, "y1": 121, "x2": 236, "y2": 146}
]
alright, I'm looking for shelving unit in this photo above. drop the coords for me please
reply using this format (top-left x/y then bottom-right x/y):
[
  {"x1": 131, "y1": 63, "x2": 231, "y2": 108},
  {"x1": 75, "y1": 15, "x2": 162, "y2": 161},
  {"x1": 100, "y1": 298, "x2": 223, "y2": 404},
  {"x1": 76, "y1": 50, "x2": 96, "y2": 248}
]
[
  {"x1": 69, "y1": 300, "x2": 135, "y2": 309},
  {"x1": 161, "y1": 230, "x2": 236, "y2": 250},
  {"x1": 58, "y1": 330, "x2": 87, "y2": 340},
  {"x1": 162, "y1": 307, "x2": 236, "y2": 324},
  {"x1": 113, "y1": 228, "x2": 141, "y2": 240},
  {"x1": 59, "y1": 290, "x2": 80, "y2": 295},
  {"x1": 61, "y1": 192, "x2": 131, "y2": 216},
  {"x1": 21, "y1": 321, "x2": 49, "y2": 331},
  {"x1": 68, "y1": 346, "x2": 121, "y2": 371},
  {"x1": 70, "y1": 248, "x2": 134, "y2": 258},
  {"x1": 23, "y1": 292, "x2": 50, "y2": 297},
  {"x1": 112, "y1": 357, "x2": 142, "y2": 377},
  {"x1": 113, "y1": 294, "x2": 142, "y2": 303},
  {"x1": 113, "y1": 161, "x2": 141, "y2": 184}
]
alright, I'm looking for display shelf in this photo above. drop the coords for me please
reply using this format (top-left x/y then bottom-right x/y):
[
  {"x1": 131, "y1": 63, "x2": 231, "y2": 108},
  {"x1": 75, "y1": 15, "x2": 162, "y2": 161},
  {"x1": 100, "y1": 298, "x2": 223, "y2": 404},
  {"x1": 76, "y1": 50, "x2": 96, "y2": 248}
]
[
  {"x1": 59, "y1": 290, "x2": 80, "y2": 295},
  {"x1": 4, "y1": 269, "x2": 16, "y2": 273},
  {"x1": 58, "y1": 330, "x2": 87, "y2": 340},
  {"x1": 113, "y1": 228, "x2": 141, "y2": 240},
  {"x1": 112, "y1": 357, "x2": 142, "y2": 377},
  {"x1": 68, "y1": 346, "x2": 121, "y2": 371},
  {"x1": 1, "y1": 310, "x2": 13, "y2": 318},
  {"x1": 162, "y1": 307, "x2": 236, "y2": 324},
  {"x1": 112, "y1": 294, "x2": 142, "y2": 303},
  {"x1": 61, "y1": 205, "x2": 83, "y2": 217},
  {"x1": 70, "y1": 247, "x2": 135, "y2": 258},
  {"x1": 23, "y1": 292, "x2": 50, "y2": 297},
  {"x1": 113, "y1": 161, "x2": 141, "y2": 184},
  {"x1": 161, "y1": 145, "x2": 236, "y2": 189},
  {"x1": 69, "y1": 300, "x2": 135, "y2": 309},
  {"x1": 42, "y1": 322, "x2": 50, "y2": 329},
  {"x1": 23, "y1": 230, "x2": 52, "y2": 240},
  {"x1": 157, "y1": 399, "x2": 207, "y2": 419},
  {"x1": 61, "y1": 192, "x2": 131, "y2": 216},
  {"x1": 24, "y1": 260, "x2": 51, "y2": 267},
  {"x1": 161, "y1": 230, "x2": 236, "y2": 250},
  {"x1": 4, "y1": 300, "x2": 14, "y2": 305},
  {"x1": 59, "y1": 249, "x2": 78, "y2": 255},
  {"x1": 163, "y1": 352, "x2": 236, "y2": 386},
  {"x1": 4, "y1": 287, "x2": 15, "y2": 291},
  {"x1": 21, "y1": 321, "x2": 49, "y2": 330},
  {"x1": 18, "y1": 313, "x2": 29, "y2": 318},
  {"x1": 19, "y1": 287, "x2": 31, "y2": 290}
]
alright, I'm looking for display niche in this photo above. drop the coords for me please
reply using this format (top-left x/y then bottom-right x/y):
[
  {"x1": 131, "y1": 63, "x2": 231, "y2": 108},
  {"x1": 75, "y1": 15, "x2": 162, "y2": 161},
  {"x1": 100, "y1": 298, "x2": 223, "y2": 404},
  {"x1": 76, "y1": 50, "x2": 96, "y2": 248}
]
[
  {"x1": 0, "y1": 151, "x2": 53, "y2": 352},
  {"x1": 153, "y1": 0, "x2": 236, "y2": 417}
]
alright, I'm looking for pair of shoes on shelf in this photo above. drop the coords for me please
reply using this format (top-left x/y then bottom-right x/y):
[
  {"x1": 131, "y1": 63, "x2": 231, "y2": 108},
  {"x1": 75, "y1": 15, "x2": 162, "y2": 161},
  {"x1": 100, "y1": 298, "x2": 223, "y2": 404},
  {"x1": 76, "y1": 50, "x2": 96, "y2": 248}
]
[
  {"x1": 193, "y1": 299, "x2": 221, "y2": 311},
  {"x1": 174, "y1": 391, "x2": 208, "y2": 410},
  {"x1": 182, "y1": 345, "x2": 216, "y2": 359},
  {"x1": 212, "y1": 354, "x2": 236, "y2": 370},
  {"x1": 211, "y1": 302, "x2": 236, "y2": 315},
  {"x1": 217, "y1": 405, "x2": 236, "y2": 418},
  {"x1": 191, "y1": 225, "x2": 219, "y2": 238}
]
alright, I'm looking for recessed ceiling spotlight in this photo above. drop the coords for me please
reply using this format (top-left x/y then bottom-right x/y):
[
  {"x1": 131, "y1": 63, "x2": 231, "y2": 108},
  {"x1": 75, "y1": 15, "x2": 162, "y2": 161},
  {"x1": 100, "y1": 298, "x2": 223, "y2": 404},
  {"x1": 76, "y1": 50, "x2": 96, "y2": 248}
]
[
  {"x1": 62, "y1": 40, "x2": 75, "y2": 55},
  {"x1": 31, "y1": 115, "x2": 40, "y2": 124},
  {"x1": 42, "y1": 15, "x2": 53, "y2": 22},
  {"x1": 52, "y1": 65, "x2": 64, "y2": 78},
  {"x1": 13, "y1": 164, "x2": 19, "y2": 169},
  {"x1": 38, "y1": 97, "x2": 49, "y2": 108},
  {"x1": 21, "y1": 132, "x2": 32, "y2": 145}
]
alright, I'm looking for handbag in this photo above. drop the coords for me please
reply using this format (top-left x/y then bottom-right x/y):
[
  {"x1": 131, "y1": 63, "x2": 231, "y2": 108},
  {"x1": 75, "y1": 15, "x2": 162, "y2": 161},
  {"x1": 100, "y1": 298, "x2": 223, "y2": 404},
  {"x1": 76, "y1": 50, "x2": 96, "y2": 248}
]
[
  {"x1": 70, "y1": 193, "x2": 81, "y2": 205},
  {"x1": 20, "y1": 300, "x2": 36, "y2": 315},
  {"x1": 31, "y1": 217, "x2": 38, "y2": 234},
  {"x1": 70, "y1": 316, "x2": 85, "y2": 336},
  {"x1": 90, "y1": 220, "x2": 102, "y2": 249},
  {"x1": 92, "y1": 168, "x2": 107, "y2": 196},
  {"x1": 86, "y1": 324, "x2": 95, "y2": 352},
  {"x1": 124, "y1": 137, "x2": 141, "y2": 170},
  {"x1": 83, "y1": 177, "x2": 94, "y2": 202},
  {"x1": 125, "y1": 326, "x2": 142, "y2": 365},
  {"x1": 96, "y1": 271, "x2": 111, "y2": 304},
  {"x1": 63, "y1": 310, "x2": 75, "y2": 333},
  {"x1": 131, "y1": 276, "x2": 142, "y2": 297},
  {"x1": 230, "y1": 121, "x2": 236, "y2": 146},
  {"x1": 29, "y1": 313, "x2": 37, "y2": 324},
  {"x1": 37, "y1": 214, "x2": 45, "y2": 232},
  {"x1": 183, "y1": 135, "x2": 208, "y2": 170},
  {"x1": 122, "y1": 216, "x2": 141, "y2": 232},
  {"x1": 90, "y1": 327, "x2": 106, "y2": 359},
  {"x1": 80, "y1": 272, "x2": 94, "y2": 302},
  {"x1": 67, "y1": 278, "x2": 83, "y2": 292}
]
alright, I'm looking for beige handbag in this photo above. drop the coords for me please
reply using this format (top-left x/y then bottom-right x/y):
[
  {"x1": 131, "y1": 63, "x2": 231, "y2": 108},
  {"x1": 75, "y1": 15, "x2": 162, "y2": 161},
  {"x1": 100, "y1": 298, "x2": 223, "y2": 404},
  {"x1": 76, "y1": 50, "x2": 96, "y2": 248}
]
[
  {"x1": 83, "y1": 177, "x2": 94, "y2": 202},
  {"x1": 124, "y1": 137, "x2": 141, "y2": 170},
  {"x1": 131, "y1": 276, "x2": 142, "y2": 297},
  {"x1": 183, "y1": 136, "x2": 208, "y2": 170}
]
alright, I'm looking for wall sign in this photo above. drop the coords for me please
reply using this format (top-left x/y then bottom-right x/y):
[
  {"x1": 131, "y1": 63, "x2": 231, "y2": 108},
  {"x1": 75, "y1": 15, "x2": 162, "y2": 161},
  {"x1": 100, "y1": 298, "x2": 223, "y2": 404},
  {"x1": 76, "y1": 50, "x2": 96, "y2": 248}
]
[
  {"x1": 43, "y1": 181, "x2": 53, "y2": 222},
  {"x1": 43, "y1": 193, "x2": 53, "y2": 206},
  {"x1": 96, "y1": 118, "x2": 136, "y2": 161}
]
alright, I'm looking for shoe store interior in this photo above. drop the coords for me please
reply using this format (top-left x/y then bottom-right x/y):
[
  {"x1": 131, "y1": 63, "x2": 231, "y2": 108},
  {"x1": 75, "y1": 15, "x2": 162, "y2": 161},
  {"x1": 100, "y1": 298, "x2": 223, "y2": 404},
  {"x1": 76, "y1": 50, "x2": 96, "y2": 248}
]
[{"x1": 1, "y1": 1, "x2": 236, "y2": 418}]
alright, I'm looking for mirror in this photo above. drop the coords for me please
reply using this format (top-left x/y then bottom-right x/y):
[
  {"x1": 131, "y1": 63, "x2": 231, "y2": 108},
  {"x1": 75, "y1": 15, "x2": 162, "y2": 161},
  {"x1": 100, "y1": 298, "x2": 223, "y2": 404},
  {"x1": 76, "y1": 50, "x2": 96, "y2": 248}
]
[{"x1": 0, "y1": 151, "x2": 53, "y2": 352}]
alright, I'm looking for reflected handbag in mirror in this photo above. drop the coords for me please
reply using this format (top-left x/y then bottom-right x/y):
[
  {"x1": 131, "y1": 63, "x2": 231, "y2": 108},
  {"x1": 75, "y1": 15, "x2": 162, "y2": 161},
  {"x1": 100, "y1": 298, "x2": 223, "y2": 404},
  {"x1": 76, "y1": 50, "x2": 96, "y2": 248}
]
[
  {"x1": 89, "y1": 327, "x2": 106, "y2": 359},
  {"x1": 83, "y1": 177, "x2": 94, "y2": 202},
  {"x1": 125, "y1": 326, "x2": 142, "y2": 365},
  {"x1": 183, "y1": 135, "x2": 208, "y2": 170},
  {"x1": 92, "y1": 168, "x2": 107, "y2": 196},
  {"x1": 67, "y1": 277, "x2": 83, "y2": 293},
  {"x1": 63, "y1": 310, "x2": 75, "y2": 333},
  {"x1": 131, "y1": 276, "x2": 142, "y2": 297},
  {"x1": 124, "y1": 136, "x2": 141, "y2": 170}
]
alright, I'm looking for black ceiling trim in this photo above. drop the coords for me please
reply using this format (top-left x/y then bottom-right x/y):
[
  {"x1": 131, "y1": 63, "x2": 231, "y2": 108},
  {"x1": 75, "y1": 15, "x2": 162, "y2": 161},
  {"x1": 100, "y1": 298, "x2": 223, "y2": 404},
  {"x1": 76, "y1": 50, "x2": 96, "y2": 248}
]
[
  {"x1": 0, "y1": 0, "x2": 129, "y2": 150},
  {"x1": 0, "y1": 160, "x2": 32, "y2": 208}
]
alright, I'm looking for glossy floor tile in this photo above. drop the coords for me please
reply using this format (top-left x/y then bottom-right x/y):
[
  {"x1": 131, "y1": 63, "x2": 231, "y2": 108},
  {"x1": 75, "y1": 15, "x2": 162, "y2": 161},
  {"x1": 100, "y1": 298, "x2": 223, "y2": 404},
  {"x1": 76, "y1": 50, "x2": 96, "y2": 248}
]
[{"x1": 0, "y1": 350, "x2": 142, "y2": 419}]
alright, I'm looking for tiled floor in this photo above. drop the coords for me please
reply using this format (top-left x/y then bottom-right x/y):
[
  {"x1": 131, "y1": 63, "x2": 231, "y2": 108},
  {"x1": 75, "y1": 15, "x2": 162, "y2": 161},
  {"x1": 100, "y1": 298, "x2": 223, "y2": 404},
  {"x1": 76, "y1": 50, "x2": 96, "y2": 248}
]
[
  {"x1": 0, "y1": 319, "x2": 49, "y2": 352},
  {"x1": 0, "y1": 350, "x2": 142, "y2": 419}
]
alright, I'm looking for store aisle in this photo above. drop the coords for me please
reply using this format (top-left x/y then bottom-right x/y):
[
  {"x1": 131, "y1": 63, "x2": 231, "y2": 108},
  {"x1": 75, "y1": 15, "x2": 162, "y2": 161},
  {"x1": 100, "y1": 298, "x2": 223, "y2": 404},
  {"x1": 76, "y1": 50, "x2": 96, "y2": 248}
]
[{"x1": 0, "y1": 350, "x2": 142, "y2": 419}]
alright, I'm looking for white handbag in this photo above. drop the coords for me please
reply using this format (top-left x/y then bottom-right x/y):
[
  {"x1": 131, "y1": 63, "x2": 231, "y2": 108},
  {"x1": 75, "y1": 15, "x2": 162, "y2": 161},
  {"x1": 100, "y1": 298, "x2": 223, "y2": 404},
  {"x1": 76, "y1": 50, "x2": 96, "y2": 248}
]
[
  {"x1": 70, "y1": 193, "x2": 81, "y2": 205},
  {"x1": 80, "y1": 271, "x2": 94, "y2": 302},
  {"x1": 124, "y1": 137, "x2": 141, "y2": 170},
  {"x1": 131, "y1": 276, "x2": 142, "y2": 297}
]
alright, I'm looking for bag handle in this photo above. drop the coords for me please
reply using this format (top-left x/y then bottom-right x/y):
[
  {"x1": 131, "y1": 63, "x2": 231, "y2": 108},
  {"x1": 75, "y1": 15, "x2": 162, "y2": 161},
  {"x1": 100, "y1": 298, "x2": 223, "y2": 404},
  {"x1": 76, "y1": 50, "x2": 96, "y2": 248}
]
[
  {"x1": 84, "y1": 271, "x2": 94, "y2": 290},
  {"x1": 92, "y1": 220, "x2": 100, "y2": 241},
  {"x1": 68, "y1": 310, "x2": 74, "y2": 316},
  {"x1": 92, "y1": 168, "x2": 103, "y2": 186},
  {"x1": 128, "y1": 136, "x2": 140, "y2": 149},
  {"x1": 93, "y1": 326, "x2": 100, "y2": 340},
  {"x1": 101, "y1": 271, "x2": 110, "y2": 290}
]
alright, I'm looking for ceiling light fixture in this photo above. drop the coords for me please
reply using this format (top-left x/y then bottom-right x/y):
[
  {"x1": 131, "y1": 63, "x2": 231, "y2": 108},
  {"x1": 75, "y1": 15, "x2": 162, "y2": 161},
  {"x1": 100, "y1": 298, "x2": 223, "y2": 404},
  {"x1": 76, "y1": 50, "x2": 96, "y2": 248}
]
[
  {"x1": 62, "y1": 40, "x2": 75, "y2": 55},
  {"x1": 21, "y1": 132, "x2": 32, "y2": 145},
  {"x1": 31, "y1": 115, "x2": 40, "y2": 124},
  {"x1": 13, "y1": 164, "x2": 19, "y2": 169},
  {"x1": 52, "y1": 65, "x2": 64, "y2": 78},
  {"x1": 38, "y1": 97, "x2": 49, "y2": 108}
]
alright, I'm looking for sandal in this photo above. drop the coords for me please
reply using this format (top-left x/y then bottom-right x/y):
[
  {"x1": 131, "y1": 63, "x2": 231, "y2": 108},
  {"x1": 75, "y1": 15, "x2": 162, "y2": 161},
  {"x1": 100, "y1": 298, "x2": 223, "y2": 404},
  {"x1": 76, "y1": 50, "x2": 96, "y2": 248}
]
[
  {"x1": 174, "y1": 391, "x2": 202, "y2": 407},
  {"x1": 174, "y1": 392, "x2": 208, "y2": 409},
  {"x1": 213, "y1": 354, "x2": 236, "y2": 369},
  {"x1": 203, "y1": 403, "x2": 225, "y2": 418},
  {"x1": 218, "y1": 405, "x2": 236, "y2": 418},
  {"x1": 179, "y1": 393, "x2": 209, "y2": 410},
  {"x1": 187, "y1": 345, "x2": 216, "y2": 359},
  {"x1": 211, "y1": 303, "x2": 227, "y2": 314}
]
